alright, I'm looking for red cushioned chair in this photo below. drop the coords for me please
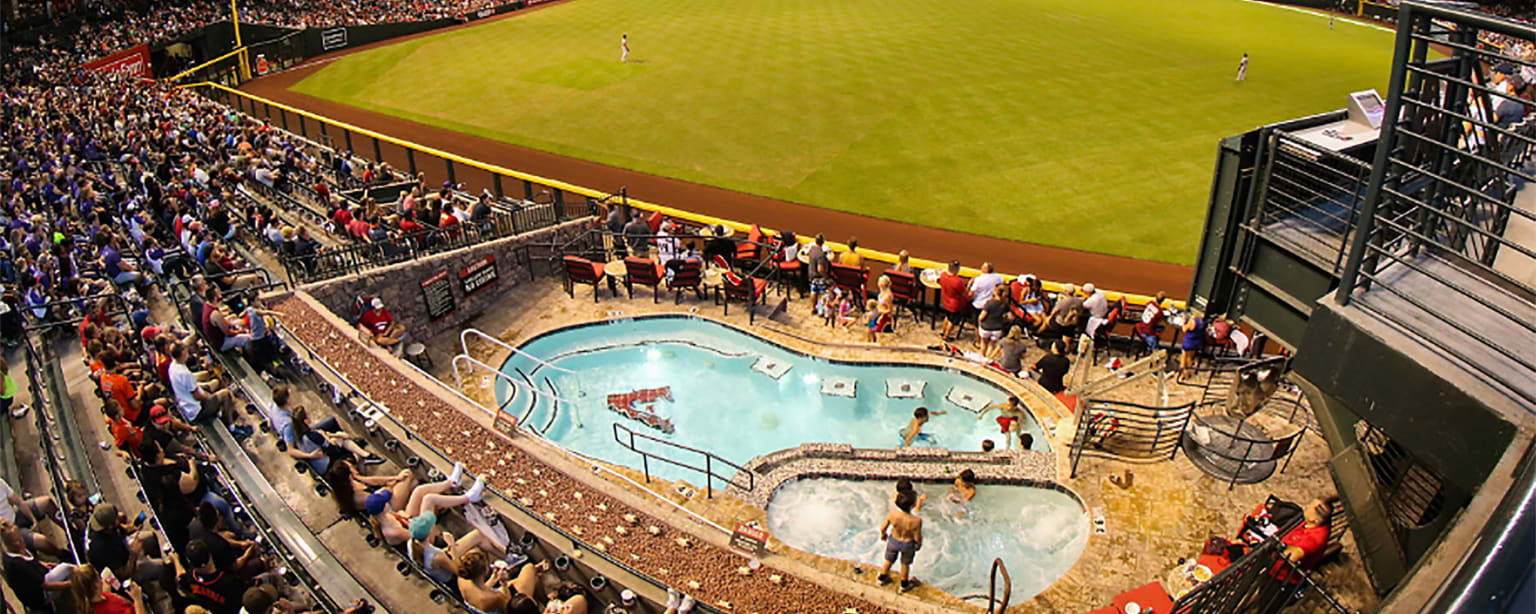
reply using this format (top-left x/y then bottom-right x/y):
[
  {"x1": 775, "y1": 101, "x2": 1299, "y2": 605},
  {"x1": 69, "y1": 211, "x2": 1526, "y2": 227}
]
[
  {"x1": 646, "y1": 211, "x2": 665, "y2": 233},
  {"x1": 735, "y1": 224, "x2": 763, "y2": 269},
  {"x1": 766, "y1": 236, "x2": 804, "y2": 298},
  {"x1": 829, "y1": 263, "x2": 869, "y2": 305},
  {"x1": 562, "y1": 255, "x2": 606, "y2": 302},
  {"x1": 884, "y1": 270, "x2": 921, "y2": 328},
  {"x1": 721, "y1": 270, "x2": 769, "y2": 324},
  {"x1": 669, "y1": 259, "x2": 705, "y2": 304},
  {"x1": 623, "y1": 257, "x2": 665, "y2": 302}
]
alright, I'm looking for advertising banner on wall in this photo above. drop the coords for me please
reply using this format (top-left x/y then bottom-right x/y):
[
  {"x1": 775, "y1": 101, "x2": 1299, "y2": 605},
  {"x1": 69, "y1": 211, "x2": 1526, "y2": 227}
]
[{"x1": 80, "y1": 44, "x2": 151, "y2": 79}]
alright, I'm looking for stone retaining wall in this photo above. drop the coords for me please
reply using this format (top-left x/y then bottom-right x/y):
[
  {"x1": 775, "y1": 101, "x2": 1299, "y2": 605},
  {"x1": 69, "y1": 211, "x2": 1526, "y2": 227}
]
[
  {"x1": 733, "y1": 442, "x2": 1058, "y2": 508},
  {"x1": 302, "y1": 218, "x2": 590, "y2": 341}
]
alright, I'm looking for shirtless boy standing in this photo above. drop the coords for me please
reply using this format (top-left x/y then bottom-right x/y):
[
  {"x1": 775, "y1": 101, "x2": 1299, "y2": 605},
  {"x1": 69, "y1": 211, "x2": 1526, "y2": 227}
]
[{"x1": 878, "y1": 490, "x2": 924, "y2": 592}]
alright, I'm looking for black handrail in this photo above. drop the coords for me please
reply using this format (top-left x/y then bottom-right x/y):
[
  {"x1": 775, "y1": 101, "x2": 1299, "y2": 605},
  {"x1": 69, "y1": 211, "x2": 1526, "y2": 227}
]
[
  {"x1": 20, "y1": 336, "x2": 86, "y2": 565},
  {"x1": 611, "y1": 422, "x2": 754, "y2": 498},
  {"x1": 987, "y1": 558, "x2": 1012, "y2": 614}
]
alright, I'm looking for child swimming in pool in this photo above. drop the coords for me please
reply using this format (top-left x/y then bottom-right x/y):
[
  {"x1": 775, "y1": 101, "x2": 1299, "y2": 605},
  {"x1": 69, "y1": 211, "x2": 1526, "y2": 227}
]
[
  {"x1": 900, "y1": 406, "x2": 947, "y2": 447},
  {"x1": 935, "y1": 469, "x2": 978, "y2": 520}
]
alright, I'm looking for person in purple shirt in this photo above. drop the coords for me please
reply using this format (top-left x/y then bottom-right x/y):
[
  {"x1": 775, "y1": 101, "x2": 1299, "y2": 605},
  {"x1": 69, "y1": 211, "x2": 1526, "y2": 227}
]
[{"x1": 97, "y1": 233, "x2": 142, "y2": 285}]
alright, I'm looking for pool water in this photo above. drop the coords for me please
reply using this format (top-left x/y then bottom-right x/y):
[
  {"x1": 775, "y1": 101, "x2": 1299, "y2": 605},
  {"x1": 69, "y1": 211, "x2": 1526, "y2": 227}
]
[
  {"x1": 498, "y1": 317, "x2": 1046, "y2": 483},
  {"x1": 765, "y1": 477, "x2": 1088, "y2": 604}
]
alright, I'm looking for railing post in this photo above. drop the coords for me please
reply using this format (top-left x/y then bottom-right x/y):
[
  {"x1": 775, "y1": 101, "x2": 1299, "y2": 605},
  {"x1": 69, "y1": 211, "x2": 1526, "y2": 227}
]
[
  {"x1": 493, "y1": 175, "x2": 504, "y2": 200},
  {"x1": 343, "y1": 130, "x2": 353, "y2": 154},
  {"x1": 406, "y1": 149, "x2": 417, "y2": 176},
  {"x1": 446, "y1": 159, "x2": 456, "y2": 186},
  {"x1": 279, "y1": 108, "x2": 288, "y2": 131},
  {"x1": 705, "y1": 455, "x2": 713, "y2": 499},
  {"x1": 1338, "y1": 3, "x2": 1417, "y2": 305},
  {"x1": 553, "y1": 189, "x2": 565, "y2": 220},
  {"x1": 372, "y1": 137, "x2": 382, "y2": 164},
  {"x1": 297, "y1": 115, "x2": 306, "y2": 138}
]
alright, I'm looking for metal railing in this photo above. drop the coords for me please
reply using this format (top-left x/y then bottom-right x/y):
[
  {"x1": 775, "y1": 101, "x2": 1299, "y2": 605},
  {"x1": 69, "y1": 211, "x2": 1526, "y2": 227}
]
[
  {"x1": 612, "y1": 422, "x2": 755, "y2": 498},
  {"x1": 1170, "y1": 527, "x2": 1352, "y2": 614},
  {"x1": 986, "y1": 558, "x2": 1012, "y2": 614},
  {"x1": 19, "y1": 336, "x2": 86, "y2": 565},
  {"x1": 278, "y1": 199, "x2": 591, "y2": 284},
  {"x1": 1249, "y1": 132, "x2": 1373, "y2": 273},
  {"x1": 1068, "y1": 398, "x2": 1194, "y2": 479},
  {"x1": 1336, "y1": 3, "x2": 1536, "y2": 405}
]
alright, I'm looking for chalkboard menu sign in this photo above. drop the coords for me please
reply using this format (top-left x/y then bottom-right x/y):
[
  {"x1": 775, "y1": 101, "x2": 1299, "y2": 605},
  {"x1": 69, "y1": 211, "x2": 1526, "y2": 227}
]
[
  {"x1": 420, "y1": 270, "x2": 456, "y2": 321},
  {"x1": 459, "y1": 255, "x2": 500, "y2": 297},
  {"x1": 729, "y1": 522, "x2": 768, "y2": 557}
]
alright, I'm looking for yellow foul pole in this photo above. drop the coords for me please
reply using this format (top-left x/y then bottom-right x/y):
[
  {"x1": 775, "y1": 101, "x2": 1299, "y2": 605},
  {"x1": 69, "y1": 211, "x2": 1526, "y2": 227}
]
[{"x1": 232, "y1": 0, "x2": 250, "y2": 81}]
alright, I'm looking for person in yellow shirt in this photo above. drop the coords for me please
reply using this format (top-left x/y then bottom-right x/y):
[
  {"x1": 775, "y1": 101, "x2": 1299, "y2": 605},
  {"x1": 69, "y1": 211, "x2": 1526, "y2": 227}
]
[{"x1": 837, "y1": 237, "x2": 865, "y2": 269}]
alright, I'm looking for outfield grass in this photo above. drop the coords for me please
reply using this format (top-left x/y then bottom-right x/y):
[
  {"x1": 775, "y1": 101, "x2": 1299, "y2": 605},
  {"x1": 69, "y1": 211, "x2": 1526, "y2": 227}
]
[{"x1": 292, "y1": 0, "x2": 1395, "y2": 263}]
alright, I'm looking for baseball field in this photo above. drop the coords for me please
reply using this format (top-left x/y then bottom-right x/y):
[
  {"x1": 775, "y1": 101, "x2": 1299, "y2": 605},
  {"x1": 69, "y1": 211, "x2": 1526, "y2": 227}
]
[{"x1": 289, "y1": 0, "x2": 1395, "y2": 264}]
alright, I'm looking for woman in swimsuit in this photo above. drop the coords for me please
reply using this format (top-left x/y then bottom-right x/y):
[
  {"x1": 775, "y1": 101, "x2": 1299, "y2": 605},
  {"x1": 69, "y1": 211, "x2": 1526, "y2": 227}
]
[
  {"x1": 457, "y1": 550, "x2": 546, "y2": 614},
  {"x1": 324, "y1": 459, "x2": 416, "y2": 517},
  {"x1": 363, "y1": 462, "x2": 486, "y2": 548}
]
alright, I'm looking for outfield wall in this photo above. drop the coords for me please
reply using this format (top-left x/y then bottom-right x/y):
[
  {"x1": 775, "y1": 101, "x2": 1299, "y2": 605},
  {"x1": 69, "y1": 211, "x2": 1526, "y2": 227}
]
[{"x1": 195, "y1": 81, "x2": 1187, "y2": 312}]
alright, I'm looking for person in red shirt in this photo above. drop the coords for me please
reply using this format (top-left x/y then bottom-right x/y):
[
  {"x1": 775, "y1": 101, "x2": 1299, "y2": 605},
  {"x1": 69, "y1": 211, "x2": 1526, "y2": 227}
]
[
  {"x1": 68, "y1": 564, "x2": 148, "y2": 614},
  {"x1": 331, "y1": 205, "x2": 353, "y2": 230},
  {"x1": 938, "y1": 260, "x2": 971, "y2": 342},
  {"x1": 1134, "y1": 291, "x2": 1167, "y2": 351},
  {"x1": 357, "y1": 298, "x2": 406, "y2": 356},
  {"x1": 1276, "y1": 499, "x2": 1332, "y2": 578},
  {"x1": 105, "y1": 401, "x2": 143, "y2": 460},
  {"x1": 98, "y1": 354, "x2": 143, "y2": 425}
]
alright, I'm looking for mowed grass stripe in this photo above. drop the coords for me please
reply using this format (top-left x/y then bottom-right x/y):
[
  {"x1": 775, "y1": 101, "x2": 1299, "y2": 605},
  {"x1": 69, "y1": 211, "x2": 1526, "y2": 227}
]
[{"x1": 293, "y1": 0, "x2": 1393, "y2": 263}]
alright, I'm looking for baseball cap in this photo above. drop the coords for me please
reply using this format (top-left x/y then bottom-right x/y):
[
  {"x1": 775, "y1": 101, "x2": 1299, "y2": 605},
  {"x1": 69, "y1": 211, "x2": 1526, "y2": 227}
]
[
  {"x1": 408, "y1": 511, "x2": 437, "y2": 542},
  {"x1": 149, "y1": 404, "x2": 171, "y2": 426},
  {"x1": 242, "y1": 584, "x2": 279, "y2": 614},
  {"x1": 364, "y1": 490, "x2": 392, "y2": 516},
  {"x1": 90, "y1": 503, "x2": 119, "y2": 532},
  {"x1": 370, "y1": 298, "x2": 383, "y2": 310},
  {"x1": 140, "y1": 325, "x2": 162, "y2": 343},
  {"x1": 1495, "y1": 62, "x2": 1516, "y2": 75}
]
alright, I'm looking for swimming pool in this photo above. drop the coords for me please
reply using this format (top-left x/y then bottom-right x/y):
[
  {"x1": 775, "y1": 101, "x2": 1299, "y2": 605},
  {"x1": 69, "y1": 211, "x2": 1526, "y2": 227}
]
[
  {"x1": 497, "y1": 317, "x2": 1046, "y2": 483},
  {"x1": 766, "y1": 477, "x2": 1088, "y2": 604}
]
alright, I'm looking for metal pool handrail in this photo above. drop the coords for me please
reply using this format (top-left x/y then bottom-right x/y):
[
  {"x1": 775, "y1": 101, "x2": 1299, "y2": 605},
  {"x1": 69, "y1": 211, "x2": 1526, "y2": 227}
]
[
  {"x1": 460, "y1": 328, "x2": 574, "y2": 374},
  {"x1": 450, "y1": 354, "x2": 570, "y2": 420},
  {"x1": 611, "y1": 422, "x2": 755, "y2": 499},
  {"x1": 988, "y1": 558, "x2": 1012, "y2": 614},
  {"x1": 400, "y1": 353, "x2": 732, "y2": 535}
]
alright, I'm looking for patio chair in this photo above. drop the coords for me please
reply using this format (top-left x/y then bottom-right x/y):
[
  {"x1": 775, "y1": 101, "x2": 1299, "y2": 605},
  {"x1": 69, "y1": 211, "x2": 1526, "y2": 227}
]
[
  {"x1": 735, "y1": 224, "x2": 763, "y2": 269},
  {"x1": 768, "y1": 237, "x2": 805, "y2": 298},
  {"x1": 561, "y1": 255, "x2": 606, "y2": 302},
  {"x1": 623, "y1": 257, "x2": 665, "y2": 302},
  {"x1": 884, "y1": 269, "x2": 921, "y2": 328},
  {"x1": 721, "y1": 270, "x2": 769, "y2": 324},
  {"x1": 669, "y1": 259, "x2": 706, "y2": 304},
  {"x1": 646, "y1": 210, "x2": 665, "y2": 233},
  {"x1": 829, "y1": 262, "x2": 869, "y2": 305}
]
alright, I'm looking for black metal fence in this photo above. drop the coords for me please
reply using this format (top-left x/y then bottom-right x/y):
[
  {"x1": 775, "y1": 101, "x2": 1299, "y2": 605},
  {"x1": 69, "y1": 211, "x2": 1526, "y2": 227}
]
[
  {"x1": 1068, "y1": 398, "x2": 1195, "y2": 478},
  {"x1": 1251, "y1": 133, "x2": 1373, "y2": 273},
  {"x1": 1170, "y1": 530, "x2": 1353, "y2": 614},
  {"x1": 612, "y1": 422, "x2": 754, "y2": 498},
  {"x1": 278, "y1": 197, "x2": 596, "y2": 284},
  {"x1": 1336, "y1": 4, "x2": 1536, "y2": 405}
]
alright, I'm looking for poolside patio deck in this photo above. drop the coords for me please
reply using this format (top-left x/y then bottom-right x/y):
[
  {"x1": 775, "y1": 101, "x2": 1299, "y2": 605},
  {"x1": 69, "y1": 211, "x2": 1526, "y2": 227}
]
[{"x1": 412, "y1": 280, "x2": 1379, "y2": 613}]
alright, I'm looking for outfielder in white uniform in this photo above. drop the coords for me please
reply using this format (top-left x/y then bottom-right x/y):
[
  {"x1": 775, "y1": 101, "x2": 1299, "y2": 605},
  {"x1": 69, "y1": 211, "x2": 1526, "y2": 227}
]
[
  {"x1": 1236, "y1": 53, "x2": 1248, "y2": 82},
  {"x1": 621, "y1": 34, "x2": 629, "y2": 62}
]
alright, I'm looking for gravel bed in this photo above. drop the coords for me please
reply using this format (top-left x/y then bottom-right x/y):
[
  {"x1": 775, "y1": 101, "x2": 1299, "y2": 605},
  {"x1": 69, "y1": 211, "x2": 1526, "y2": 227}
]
[{"x1": 272, "y1": 296, "x2": 900, "y2": 614}]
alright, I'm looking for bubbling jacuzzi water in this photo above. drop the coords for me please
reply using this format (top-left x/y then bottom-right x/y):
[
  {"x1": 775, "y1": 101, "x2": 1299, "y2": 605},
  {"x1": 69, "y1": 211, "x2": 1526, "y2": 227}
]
[{"x1": 765, "y1": 477, "x2": 1088, "y2": 604}]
